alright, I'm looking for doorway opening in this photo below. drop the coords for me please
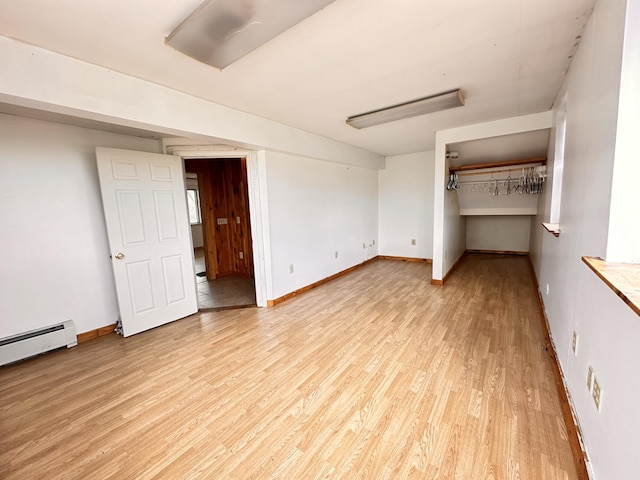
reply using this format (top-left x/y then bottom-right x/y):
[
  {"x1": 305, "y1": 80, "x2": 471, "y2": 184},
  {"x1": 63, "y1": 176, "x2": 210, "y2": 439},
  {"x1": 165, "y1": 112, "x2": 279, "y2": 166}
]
[{"x1": 185, "y1": 157, "x2": 256, "y2": 310}]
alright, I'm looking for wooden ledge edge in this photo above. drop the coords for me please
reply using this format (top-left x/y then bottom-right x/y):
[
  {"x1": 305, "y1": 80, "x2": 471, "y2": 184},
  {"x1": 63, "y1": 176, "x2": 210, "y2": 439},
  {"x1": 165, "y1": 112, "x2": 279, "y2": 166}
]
[
  {"x1": 542, "y1": 222, "x2": 560, "y2": 237},
  {"x1": 77, "y1": 323, "x2": 117, "y2": 343},
  {"x1": 267, "y1": 257, "x2": 380, "y2": 307},
  {"x1": 582, "y1": 256, "x2": 640, "y2": 317},
  {"x1": 527, "y1": 256, "x2": 590, "y2": 480}
]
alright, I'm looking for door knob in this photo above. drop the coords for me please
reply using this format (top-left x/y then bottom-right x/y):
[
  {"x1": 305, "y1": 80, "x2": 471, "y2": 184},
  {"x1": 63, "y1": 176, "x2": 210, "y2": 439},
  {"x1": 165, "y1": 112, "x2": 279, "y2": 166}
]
[{"x1": 114, "y1": 253, "x2": 125, "y2": 260}]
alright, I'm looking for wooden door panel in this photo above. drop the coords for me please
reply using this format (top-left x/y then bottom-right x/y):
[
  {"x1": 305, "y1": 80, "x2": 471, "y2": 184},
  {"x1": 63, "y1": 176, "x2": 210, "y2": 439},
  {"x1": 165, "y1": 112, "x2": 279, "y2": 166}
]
[
  {"x1": 125, "y1": 260, "x2": 155, "y2": 315},
  {"x1": 184, "y1": 157, "x2": 254, "y2": 279},
  {"x1": 116, "y1": 191, "x2": 146, "y2": 244}
]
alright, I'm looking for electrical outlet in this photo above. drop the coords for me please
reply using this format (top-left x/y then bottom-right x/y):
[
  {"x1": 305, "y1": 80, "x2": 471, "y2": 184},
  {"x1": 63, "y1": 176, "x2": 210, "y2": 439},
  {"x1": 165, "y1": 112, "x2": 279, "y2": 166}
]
[
  {"x1": 289, "y1": 264, "x2": 294, "y2": 274},
  {"x1": 334, "y1": 251, "x2": 339, "y2": 259},
  {"x1": 411, "y1": 239, "x2": 417, "y2": 246},
  {"x1": 571, "y1": 331, "x2": 578, "y2": 355},
  {"x1": 592, "y1": 376, "x2": 602, "y2": 411},
  {"x1": 586, "y1": 365, "x2": 594, "y2": 391},
  {"x1": 372, "y1": 240, "x2": 375, "y2": 246}
]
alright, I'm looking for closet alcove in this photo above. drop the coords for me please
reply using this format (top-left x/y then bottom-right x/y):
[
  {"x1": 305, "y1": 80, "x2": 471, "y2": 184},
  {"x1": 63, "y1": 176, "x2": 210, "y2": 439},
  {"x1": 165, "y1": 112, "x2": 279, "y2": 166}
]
[{"x1": 448, "y1": 157, "x2": 547, "y2": 254}]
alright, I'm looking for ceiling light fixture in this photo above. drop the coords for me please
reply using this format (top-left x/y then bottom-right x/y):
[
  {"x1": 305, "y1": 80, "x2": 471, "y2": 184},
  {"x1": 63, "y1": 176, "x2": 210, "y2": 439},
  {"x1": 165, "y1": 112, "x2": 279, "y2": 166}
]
[
  {"x1": 346, "y1": 89, "x2": 465, "y2": 129},
  {"x1": 166, "y1": 0, "x2": 336, "y2": 69}
]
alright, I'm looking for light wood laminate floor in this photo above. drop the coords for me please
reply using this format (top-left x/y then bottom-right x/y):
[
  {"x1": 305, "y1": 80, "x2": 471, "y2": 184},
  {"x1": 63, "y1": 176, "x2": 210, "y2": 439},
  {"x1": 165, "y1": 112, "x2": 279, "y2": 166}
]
[{"x1": 0, "y1": 254, "x2": 577, "y2": 479}]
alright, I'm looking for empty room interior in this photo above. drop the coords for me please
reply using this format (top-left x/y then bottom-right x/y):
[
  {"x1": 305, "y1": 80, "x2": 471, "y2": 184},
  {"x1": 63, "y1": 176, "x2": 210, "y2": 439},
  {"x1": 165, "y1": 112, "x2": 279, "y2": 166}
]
[{"x1": 0, "y1": 0, "x2": 639, "y2": 479}]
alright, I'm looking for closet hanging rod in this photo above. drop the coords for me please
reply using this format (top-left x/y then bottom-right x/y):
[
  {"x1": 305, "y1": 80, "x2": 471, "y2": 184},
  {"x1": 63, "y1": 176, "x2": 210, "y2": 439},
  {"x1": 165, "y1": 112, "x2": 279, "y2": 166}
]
[
  {"x1": 448, "y1": 156, "x2": 546, "y2": 173},
  {"x1": 455, "y1": 166, "x2": 544, "y2": 177}
]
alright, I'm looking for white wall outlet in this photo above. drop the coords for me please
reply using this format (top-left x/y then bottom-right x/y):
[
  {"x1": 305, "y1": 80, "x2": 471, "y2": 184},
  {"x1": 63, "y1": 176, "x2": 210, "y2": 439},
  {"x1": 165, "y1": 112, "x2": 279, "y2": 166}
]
[
  {"x1": 587, "y1": 365, "x2": 594, "y2": 391},
  {"x1": 372, "y1": 239, "x2": 375, "y2": 246},
  {"x1": 571, "y1": 331, "x2": 578, "y2": 355},
  {"x1": 411, "y1": 238, "x2": 417, "y2": 246},
  {"x1": 289, "y1": 264, "x2": 294, "y2": 274},
  {"x1": 239, "y1": 251, "x2": 244, "y2": 259},
  {"x1": 334, "y1": 251, "x2": 339, "y2": 259},
  {"x1": 592, "y1": 376, "x2": 602, "y2": 411}
]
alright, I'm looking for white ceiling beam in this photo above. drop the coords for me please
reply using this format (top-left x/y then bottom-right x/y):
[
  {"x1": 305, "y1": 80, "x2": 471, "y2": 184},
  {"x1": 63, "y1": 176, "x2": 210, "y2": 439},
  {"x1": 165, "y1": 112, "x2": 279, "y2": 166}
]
[{"x1": 0, "y1": 36, "x2": 384, "y2": 170}]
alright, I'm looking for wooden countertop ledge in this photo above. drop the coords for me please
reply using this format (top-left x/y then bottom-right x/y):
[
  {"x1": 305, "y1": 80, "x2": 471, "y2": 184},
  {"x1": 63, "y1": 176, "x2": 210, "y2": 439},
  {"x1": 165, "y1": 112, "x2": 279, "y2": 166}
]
[
  {"x1": 542, "y1": 222, "x2": 560, "y2": 237},
  {"x1": 582, "y1": 256, "x2": 640, "y2": 317}
]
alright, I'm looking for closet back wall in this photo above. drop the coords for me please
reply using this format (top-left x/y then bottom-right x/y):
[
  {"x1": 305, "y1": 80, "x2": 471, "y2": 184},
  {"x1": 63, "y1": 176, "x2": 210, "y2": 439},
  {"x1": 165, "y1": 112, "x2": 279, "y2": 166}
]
[{"x1": 466, "y1": 216, "x2": 531, "y2": 252}]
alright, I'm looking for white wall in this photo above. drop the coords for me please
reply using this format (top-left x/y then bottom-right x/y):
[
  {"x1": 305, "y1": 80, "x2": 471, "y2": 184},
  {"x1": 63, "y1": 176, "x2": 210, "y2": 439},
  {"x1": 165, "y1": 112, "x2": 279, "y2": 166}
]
[
  {"x1": 466, "y1": 216, "x2": 531, "y2": 252},
  {"x1": 191, "y1": 224, "x2": 204, "y2": 249},
  {"x1": 378, "y1": 151, "x2": 434, "y2": 259},
  {"x1": 606, "y1": 0, "x2": 640, "y2": 263},
  {"x1": 0, "y1": 113, "x2": 161, "y2": 337},
  {"x1": 0, "y1": 115, "x2": 378, "y2": 333},
  {"x1": 265, "y1": 151, "x2": 378, "y2": 299},
  {"x1": 529, "y1": 0, "x2": 640, "y2": 478},
  {"x1": 443, "y1": 165, "x2": 467, "y2": 273}
]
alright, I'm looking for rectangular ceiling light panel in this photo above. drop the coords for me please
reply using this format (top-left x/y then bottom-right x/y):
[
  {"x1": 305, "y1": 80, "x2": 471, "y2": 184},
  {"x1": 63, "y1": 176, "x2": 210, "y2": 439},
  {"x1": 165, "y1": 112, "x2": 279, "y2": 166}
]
[
  {"x1": 346, "y1": 89, "x2": 465, "y2": 129},
  {"x1": 167, "y1": 0, "x2": 335, "y2": 69}
]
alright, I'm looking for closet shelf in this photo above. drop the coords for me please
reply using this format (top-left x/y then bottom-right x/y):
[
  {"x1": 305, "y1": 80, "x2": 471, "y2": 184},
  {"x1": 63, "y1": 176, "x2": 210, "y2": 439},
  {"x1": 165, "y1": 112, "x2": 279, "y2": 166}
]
[
  {"x1": 449, "y1": 156, "x2": 547, "y2": 173},
  {"x1": 582, "y1": 256, "x2": 640, "y2": 317}
]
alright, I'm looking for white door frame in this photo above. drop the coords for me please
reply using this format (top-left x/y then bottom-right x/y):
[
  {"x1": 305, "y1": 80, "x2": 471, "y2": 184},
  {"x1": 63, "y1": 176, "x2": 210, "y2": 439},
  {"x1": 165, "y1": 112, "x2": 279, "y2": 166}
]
[{"x1": 165, "y1": 146, "x2": 270, "y2": 307}]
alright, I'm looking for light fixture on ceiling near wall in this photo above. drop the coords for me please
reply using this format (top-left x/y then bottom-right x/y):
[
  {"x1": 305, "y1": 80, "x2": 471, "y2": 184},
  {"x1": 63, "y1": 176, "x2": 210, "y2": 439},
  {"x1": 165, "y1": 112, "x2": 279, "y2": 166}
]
[
  {"x1": 166, "y1": 0, "x2": 336, "y2": 69},
  {"x1": 346, "y1": 89, "x2": 465, "y2": 129}
]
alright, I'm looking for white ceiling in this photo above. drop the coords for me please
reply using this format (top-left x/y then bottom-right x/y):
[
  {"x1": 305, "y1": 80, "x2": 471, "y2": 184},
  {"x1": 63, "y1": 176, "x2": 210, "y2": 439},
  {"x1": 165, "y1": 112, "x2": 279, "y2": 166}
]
[{"x1": 0, "y1": 0, "x2": 595, "y2": 157}]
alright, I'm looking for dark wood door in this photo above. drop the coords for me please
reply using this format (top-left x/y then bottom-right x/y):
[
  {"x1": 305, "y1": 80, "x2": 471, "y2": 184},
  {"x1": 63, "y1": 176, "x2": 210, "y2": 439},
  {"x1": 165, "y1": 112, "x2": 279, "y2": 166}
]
[{"x1": 185, "y1": 158, "x2": 253, "y2": 279}]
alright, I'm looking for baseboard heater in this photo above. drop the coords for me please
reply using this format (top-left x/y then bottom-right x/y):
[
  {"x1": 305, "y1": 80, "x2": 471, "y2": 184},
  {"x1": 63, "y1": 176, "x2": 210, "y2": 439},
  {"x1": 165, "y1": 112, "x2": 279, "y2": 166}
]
[{"x1": 0, "y1": 320, "x2": 77, "y2": 366}]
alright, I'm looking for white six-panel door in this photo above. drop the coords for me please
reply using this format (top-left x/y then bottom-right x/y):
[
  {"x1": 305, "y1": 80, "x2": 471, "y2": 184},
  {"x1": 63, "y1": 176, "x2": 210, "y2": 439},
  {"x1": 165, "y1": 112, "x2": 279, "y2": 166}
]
[{"x1": 96, "y1": 147, "x2": 198, "y2": 337}]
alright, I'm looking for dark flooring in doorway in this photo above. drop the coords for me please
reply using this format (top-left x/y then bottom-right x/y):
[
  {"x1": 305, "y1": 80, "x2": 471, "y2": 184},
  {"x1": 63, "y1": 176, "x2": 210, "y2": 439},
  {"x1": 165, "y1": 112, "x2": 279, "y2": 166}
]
[{"x1": 194, "y1": 249, "x2": 256, "y2": 310}]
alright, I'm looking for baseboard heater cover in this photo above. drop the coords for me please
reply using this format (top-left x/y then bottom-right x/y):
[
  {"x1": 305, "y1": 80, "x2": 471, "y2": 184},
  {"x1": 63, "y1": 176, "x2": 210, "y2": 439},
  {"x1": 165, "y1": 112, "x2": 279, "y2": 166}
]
[{"x1": 0, "y1": 320, "x2": 77, "y2": 366}]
